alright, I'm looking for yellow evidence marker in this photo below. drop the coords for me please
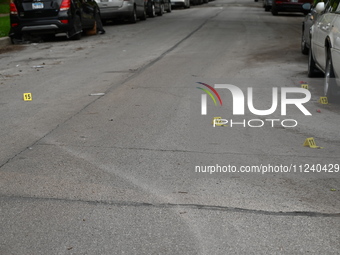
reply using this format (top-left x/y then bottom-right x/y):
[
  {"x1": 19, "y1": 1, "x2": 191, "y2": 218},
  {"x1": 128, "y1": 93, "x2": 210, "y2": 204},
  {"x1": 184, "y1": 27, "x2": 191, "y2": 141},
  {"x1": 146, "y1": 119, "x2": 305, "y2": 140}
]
[
  {"x1": 23, "y1": 93, "x2": 32, "y2": 101},
  {"x1": 318, "y1": 97, "x2": 328, "y2": 104},
  {"x1": 301, "y1": 83, "x2": 309, "y2": 89},
  {"x1": 212, "y1": 117, "x2": 227, "y2": 127},
  {"x1": 303, "y1": 137, "x2": 324, "y2": 149}
]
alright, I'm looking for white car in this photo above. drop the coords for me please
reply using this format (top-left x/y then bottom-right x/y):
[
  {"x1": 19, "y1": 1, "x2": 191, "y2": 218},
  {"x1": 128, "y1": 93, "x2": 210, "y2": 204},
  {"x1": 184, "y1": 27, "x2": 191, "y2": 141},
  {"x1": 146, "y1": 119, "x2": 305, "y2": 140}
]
[
  {"x1": 171, "y1": 0, "x2": 190, "y2": 8},
  {"x1": 308, "y1": 0, "x2": 340, "y2": 102},
  {"x1": 95, "y1": 0, "x2": 147, "y2": 23}
]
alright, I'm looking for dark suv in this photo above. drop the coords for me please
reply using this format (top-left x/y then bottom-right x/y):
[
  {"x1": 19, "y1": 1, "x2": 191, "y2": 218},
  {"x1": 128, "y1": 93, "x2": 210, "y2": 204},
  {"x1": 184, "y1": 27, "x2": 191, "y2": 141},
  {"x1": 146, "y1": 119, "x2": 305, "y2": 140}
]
[
  {"x1": 9, "y1": 0, "x2": 103, "y2": 42},
  {"x1": 271, "y1": 0, "x2": 313, "y2": 15}
]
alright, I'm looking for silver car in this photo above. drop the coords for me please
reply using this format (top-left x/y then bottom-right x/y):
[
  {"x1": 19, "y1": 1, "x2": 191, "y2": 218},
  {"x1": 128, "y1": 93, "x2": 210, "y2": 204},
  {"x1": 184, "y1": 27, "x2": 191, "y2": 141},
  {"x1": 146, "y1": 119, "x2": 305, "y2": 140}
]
[
  {"x1": 308, "y1": 0, "x2": 340, "y2": 102},
  {"x1": 95, "y1": 0, "x2": 147, "y2": 23},
  {"x1": 171, "y1": 0, "x2": 190, "y2": 8},
  {"x1": 301, "y1": 0, "x2": 323, "y2": 55}
]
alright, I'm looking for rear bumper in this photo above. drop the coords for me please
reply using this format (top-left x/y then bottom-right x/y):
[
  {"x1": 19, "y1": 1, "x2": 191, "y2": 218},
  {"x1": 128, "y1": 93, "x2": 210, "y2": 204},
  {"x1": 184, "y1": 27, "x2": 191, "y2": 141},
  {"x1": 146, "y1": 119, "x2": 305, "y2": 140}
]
[{"x1": 9, "y1": 16, "x2": 70, "y2": 36}]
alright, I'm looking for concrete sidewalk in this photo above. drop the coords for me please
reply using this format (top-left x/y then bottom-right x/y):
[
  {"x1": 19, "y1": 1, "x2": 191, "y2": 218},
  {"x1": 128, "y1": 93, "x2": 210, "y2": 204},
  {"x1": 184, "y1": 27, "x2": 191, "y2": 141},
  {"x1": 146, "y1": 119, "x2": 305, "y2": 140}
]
[{"x1": 0, "y1": 36, "x2": 11, "y2": 46}]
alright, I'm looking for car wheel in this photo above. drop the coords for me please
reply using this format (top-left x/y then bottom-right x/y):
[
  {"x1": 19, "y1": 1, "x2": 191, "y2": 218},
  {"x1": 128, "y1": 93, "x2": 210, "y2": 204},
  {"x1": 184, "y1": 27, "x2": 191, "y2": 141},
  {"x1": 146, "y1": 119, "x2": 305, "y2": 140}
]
[
  {"x1": 301, "y1": 30, "x2": 308, "y2": 55},
  {"x1": 158, "y1": 2, "x2": 164, "y2": 16},
  {"x1": 140, "y1": 5, "x2": 147, "y2": 20},
  {"x1": 166, "y1": 0, "x2": 171, "y2": 12},
  {"x1": 265, "y1": 5, "x2": 270, "y2": 11},
  {"x1": 10, "y1": 34, "x2": 22, "y2": 44},
  {"x1": 148, "y1": 2, "x2": 156, "y2": 17},
  {"x1": 308, "y1": 43, "x2": 320, "y2": 77},
  {"x1": 324, "y1": 48, "x2": 339, "y2": 102},
  {"x1": 130, "y1": 7, "x2": 137, "y2": 23},
  {"x1": 271, "y1": 7, "x2": 278, "y2": 15}
]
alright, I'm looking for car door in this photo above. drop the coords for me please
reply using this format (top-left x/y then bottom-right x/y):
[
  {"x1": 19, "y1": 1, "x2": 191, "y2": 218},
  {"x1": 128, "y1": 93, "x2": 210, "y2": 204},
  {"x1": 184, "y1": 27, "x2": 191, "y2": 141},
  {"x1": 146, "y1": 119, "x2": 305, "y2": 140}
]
[
  {"x1": 80, "y1": 0, "x2": 96, "y2": 28},
  {"x1": 137, "y1": 0, "x2": 147, "y2": 14},
  {"x1": 329, "y1": 13, "x2": 340, "y2": 81},
  {"x1": 313, "y1": 0, "x2": 338, "y2": 70}
]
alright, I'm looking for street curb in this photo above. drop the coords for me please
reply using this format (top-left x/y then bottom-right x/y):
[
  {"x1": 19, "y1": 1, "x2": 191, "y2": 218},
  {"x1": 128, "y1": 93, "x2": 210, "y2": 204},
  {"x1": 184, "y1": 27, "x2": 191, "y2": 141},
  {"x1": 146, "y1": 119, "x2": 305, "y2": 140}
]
[{"x1": 0, "y1": 36, "x2": 11, "y2": 47}]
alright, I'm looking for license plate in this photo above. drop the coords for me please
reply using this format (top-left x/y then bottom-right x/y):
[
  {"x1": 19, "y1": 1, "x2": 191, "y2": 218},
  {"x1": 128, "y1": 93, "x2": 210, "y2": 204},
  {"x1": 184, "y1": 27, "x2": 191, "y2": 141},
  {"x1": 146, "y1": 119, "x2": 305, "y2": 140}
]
[{"x1": 32, "y1": 2, "x2": 44, "y2": 9}]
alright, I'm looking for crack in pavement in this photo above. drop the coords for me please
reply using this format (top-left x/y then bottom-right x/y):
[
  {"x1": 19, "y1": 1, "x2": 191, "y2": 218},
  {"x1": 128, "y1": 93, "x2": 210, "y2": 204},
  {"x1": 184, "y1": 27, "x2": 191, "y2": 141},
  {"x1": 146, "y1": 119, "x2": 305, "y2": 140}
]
[
  {"x1": 1, "y1": 195, "x2": 339, "y2": 218},
  {"x1": 35, "y1": 143, "x2": 340, "y2": 159}
]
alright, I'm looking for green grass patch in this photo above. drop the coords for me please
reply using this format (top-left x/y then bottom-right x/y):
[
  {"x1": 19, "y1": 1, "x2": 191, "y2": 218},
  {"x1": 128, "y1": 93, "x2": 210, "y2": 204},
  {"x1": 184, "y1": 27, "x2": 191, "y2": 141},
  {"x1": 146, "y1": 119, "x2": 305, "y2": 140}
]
[
  {"x1": 0, "y1": 16, "x2": 10, "y2": 38},
  {"x1": 0, "y1": 4, "x2": 9, "y2": 14}
]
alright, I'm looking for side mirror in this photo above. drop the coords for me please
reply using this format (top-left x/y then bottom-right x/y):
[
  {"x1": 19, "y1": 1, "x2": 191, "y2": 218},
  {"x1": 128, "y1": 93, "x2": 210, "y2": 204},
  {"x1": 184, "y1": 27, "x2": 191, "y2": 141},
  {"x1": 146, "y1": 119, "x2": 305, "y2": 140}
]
[
  {"x1": 315, "y1": 2, "x2": 325, "y2": 13},
  {"x1": 302, "y1": 3, "x2": 311, "y2": 11}
]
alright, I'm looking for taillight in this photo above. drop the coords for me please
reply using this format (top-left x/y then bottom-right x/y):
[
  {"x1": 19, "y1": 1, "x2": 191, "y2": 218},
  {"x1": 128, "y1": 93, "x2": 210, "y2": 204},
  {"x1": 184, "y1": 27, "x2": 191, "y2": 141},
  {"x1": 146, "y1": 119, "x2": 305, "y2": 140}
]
[
  {"x1": 10, "y1": 1, "x2": 18, "y2": 15},
  {"x1": 60, "y1": 0, "x2": 70, "y2": 11},
  {"x1": 60, "y1": 19, "x2": 68, "y2": 24}
]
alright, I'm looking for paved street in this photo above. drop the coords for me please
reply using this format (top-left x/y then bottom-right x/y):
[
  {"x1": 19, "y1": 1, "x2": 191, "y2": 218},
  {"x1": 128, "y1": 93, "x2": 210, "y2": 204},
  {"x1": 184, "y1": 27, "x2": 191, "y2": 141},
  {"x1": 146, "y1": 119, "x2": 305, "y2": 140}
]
[{"x1": 0, "y1": 0, "x2": 339, "y2": 254}]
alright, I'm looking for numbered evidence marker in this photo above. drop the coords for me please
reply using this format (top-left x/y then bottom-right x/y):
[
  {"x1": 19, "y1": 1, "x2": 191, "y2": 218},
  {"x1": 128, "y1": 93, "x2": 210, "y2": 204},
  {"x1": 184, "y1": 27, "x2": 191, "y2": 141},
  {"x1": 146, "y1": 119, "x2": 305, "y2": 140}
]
[
  {"x1": 23, "y1": 93, "x2": 32, "y2": 101},
  {"x1": 303, "y1": 137, "x2": 324, "y2": 149},
  {"x1": 318, "y1": 97, "x2": 328, "y2": 104},
  {"x1": 301, "y1": 83, "x2": 309, "y2": 89},
  {"x1": 212, "y1": 117, "x2": 227, "y2": 127}
]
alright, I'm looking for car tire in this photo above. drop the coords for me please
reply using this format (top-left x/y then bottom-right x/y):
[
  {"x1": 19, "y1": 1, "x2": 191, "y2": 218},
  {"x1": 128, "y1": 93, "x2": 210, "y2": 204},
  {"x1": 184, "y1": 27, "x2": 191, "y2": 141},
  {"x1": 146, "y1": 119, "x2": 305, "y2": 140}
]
[
  {"x1": 157, "y1": 2, "x2": 164, "y2": 16},
  {"x1": 301, "y1": 30, "x2": 308, "y2": 55},
  {"x1": 166, "y1": 0, "x2": 171, "y2": 12},
  {"x1": 308, "y1": 43, "x2": 320, "y2": 77},
  {"x1": 271, "y1": 8, "x2": 278, "y2": 15},
  {"x1": 10, "y1": 34, "x2": 22, "y2": 44},
  {"x1": 271, "y1": 4, "x2": 278, "y2": 15},
  {"x1": 324, "y1": 48, "x2": 339, "y2": 102},
  {"x1": 148, "y1": 2, "x2": 156, "y2": 17},
  {"x1": 265, "y1": 6, "x2": 270, "y2": 11},
  {"x1": 129, "y1": 7, "x2": 137, "y2": 23},
  {"x1": 140, "y1": 5, "x2": 147, "y2": 20}
]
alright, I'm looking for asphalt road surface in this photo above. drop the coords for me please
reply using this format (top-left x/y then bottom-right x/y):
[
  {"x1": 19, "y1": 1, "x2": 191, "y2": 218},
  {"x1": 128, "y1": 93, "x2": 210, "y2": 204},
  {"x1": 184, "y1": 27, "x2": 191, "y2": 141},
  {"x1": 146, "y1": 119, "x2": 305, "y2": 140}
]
[{"x1": 0, "y1": 0, "x2": 339, "y2": 254}]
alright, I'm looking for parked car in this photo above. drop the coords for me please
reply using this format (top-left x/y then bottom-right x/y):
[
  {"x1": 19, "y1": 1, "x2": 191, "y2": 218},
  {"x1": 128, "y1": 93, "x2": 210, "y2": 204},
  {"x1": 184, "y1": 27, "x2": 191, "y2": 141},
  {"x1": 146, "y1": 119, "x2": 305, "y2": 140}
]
[
  {"x1": 263, "y1": 0, "x2": 272, "y2": 12},
  {"x1": 308, "y1": 0, "x2": 340, "y2": 102},
  {"x1": 271, "y1": 0, "x2": 313, "y2": 15},
  {"x1": 301, "y1": 0, "x2": 323, "y2": 54},
  {"x1": 190, "y1": 0, "x2": 204, "y2": 5},
  {"x1": 9, "y1": 0, "x2": 104, "y2": 42},
  {"x1": 146, "y1": 0, "x2": 171, "y2": 17},
  {"x1": 171, "y1": 0, "x2": 190, "y2": 8},
  {"x1": 95, "y1": 0, "x2": 147, "y2": 23}
]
